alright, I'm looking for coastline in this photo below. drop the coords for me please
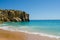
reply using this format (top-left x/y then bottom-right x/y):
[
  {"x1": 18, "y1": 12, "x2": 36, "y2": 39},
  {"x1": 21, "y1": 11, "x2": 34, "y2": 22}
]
[
  {"x1": 0, "y1": 26, "x2": 60, "y2": 40},
  {"x1": 0, "y1": 29, "x2": 26, "y2": 40}
]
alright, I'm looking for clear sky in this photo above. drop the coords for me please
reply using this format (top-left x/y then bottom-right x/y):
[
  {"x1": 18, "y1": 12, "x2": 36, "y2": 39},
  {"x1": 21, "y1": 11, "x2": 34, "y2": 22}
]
[{"x1": 0, "y1": 0, "x2": 60, "y2": 20}]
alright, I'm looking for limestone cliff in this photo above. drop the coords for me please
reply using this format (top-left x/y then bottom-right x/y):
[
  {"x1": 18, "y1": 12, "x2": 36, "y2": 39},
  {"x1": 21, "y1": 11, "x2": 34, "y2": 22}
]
[{"x1": 0, "y1": 9, "x2": 29, "y2": 22}]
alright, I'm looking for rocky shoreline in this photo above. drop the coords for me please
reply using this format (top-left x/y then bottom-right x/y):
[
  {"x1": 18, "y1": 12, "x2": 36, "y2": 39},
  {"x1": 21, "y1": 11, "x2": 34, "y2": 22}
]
[{"x1": 0, "y1": 9, "x2": 29, "y2": 22}]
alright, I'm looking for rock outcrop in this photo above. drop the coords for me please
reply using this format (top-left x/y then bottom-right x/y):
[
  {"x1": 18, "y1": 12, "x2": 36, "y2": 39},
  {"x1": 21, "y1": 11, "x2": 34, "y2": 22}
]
[{"x1": 0, "y1": 9, "x2": 29, "y2": 22}]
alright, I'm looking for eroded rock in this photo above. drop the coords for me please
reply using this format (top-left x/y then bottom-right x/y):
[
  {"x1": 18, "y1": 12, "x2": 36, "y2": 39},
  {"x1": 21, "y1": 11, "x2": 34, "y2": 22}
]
[{"x1": 0, "y1": 9, "x2": 29, "y2": 22}]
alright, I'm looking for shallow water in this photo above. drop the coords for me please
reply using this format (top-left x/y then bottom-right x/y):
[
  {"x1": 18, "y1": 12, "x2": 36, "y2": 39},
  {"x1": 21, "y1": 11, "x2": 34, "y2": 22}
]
[{"x1": 0, "y1": 20, "x2": 60, "y2": 37}]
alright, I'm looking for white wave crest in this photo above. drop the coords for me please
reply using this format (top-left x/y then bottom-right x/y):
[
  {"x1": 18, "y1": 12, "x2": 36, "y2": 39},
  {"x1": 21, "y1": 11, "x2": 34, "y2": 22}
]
[{"x1": 0, "y1": 26, "x2": 60, "y2": 39}]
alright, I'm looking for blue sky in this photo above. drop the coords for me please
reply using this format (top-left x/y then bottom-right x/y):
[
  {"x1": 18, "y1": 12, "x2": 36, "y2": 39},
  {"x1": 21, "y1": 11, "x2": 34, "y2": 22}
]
[{"x1": 0, "y1": 0, "x2": 60, "y2": 20}]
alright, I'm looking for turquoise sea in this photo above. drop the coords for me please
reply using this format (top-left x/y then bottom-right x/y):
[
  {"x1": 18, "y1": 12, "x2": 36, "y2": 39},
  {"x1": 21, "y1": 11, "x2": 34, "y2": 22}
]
[{"x1": 0, "y1": 20, "x2": 60, "y2": 38}]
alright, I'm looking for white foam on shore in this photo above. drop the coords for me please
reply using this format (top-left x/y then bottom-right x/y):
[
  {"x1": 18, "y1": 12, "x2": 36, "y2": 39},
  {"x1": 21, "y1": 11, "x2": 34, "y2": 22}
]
[{"x1": 0, "y1": 26, "x2": 60, "y2": 39}]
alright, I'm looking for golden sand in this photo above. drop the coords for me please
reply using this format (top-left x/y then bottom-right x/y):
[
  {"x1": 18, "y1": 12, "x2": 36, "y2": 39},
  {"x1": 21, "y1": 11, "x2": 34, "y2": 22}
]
[
  {"x1": 0, "y1": 29, "x2": 59, "y2": 40},
  {"x1": 0, "y1": 29, "x2": 26, "y2": 40}
]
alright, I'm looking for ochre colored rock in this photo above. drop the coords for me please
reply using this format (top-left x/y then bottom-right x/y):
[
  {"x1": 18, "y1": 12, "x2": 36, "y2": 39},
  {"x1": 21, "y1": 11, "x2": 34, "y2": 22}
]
[{"x1": 0, "y1": 9, "x2": 29, "y2": 22}]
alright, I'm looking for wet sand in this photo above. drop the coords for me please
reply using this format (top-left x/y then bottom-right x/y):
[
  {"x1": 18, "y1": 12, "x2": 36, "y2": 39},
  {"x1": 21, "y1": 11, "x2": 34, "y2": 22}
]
[
  {"x1": 0, "y1": 29, "x2": 26, "y2": 40},
  {"x1": 0, "y1": 29, "x2": 60, "y2": 40}
]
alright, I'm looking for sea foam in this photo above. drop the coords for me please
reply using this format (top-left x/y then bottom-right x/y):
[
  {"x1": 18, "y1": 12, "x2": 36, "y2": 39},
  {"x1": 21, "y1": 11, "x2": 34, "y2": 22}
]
[{"x1": 0, "y1": 26, "x2": 60, "y2": 39}]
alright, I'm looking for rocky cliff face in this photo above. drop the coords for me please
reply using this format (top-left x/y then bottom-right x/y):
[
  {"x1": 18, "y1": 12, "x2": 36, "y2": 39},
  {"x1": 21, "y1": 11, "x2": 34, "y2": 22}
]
[{"x1": 0, "y1": 9, "x2": 29, "y2": 22}]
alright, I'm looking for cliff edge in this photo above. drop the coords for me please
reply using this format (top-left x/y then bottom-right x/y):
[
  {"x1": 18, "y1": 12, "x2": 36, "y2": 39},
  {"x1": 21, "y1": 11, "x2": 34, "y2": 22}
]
[{"x1": 0, "y1": 9, "x2": 29, "y2": 22}]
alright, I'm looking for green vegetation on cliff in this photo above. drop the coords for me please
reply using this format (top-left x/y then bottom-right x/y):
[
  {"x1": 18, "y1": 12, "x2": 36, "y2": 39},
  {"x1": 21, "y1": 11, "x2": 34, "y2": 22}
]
[{"x1": 0, "y1": 9, "x2": 29, "y2": 22}]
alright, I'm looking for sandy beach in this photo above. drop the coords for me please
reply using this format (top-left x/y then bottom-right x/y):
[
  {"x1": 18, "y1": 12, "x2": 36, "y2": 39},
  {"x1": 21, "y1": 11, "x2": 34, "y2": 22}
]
[
  {"x1": 0, "y1": 29, "x2": 60, "y2": 40},
  {"x1": 0, "y1": 29, "x2": 26, "y2": 40}
]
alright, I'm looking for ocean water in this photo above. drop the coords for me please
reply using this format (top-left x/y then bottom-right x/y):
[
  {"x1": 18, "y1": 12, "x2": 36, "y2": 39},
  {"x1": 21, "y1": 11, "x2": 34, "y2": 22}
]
[{"x1": 0, "y1": 20, "x2": 60, "y2": 38}]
